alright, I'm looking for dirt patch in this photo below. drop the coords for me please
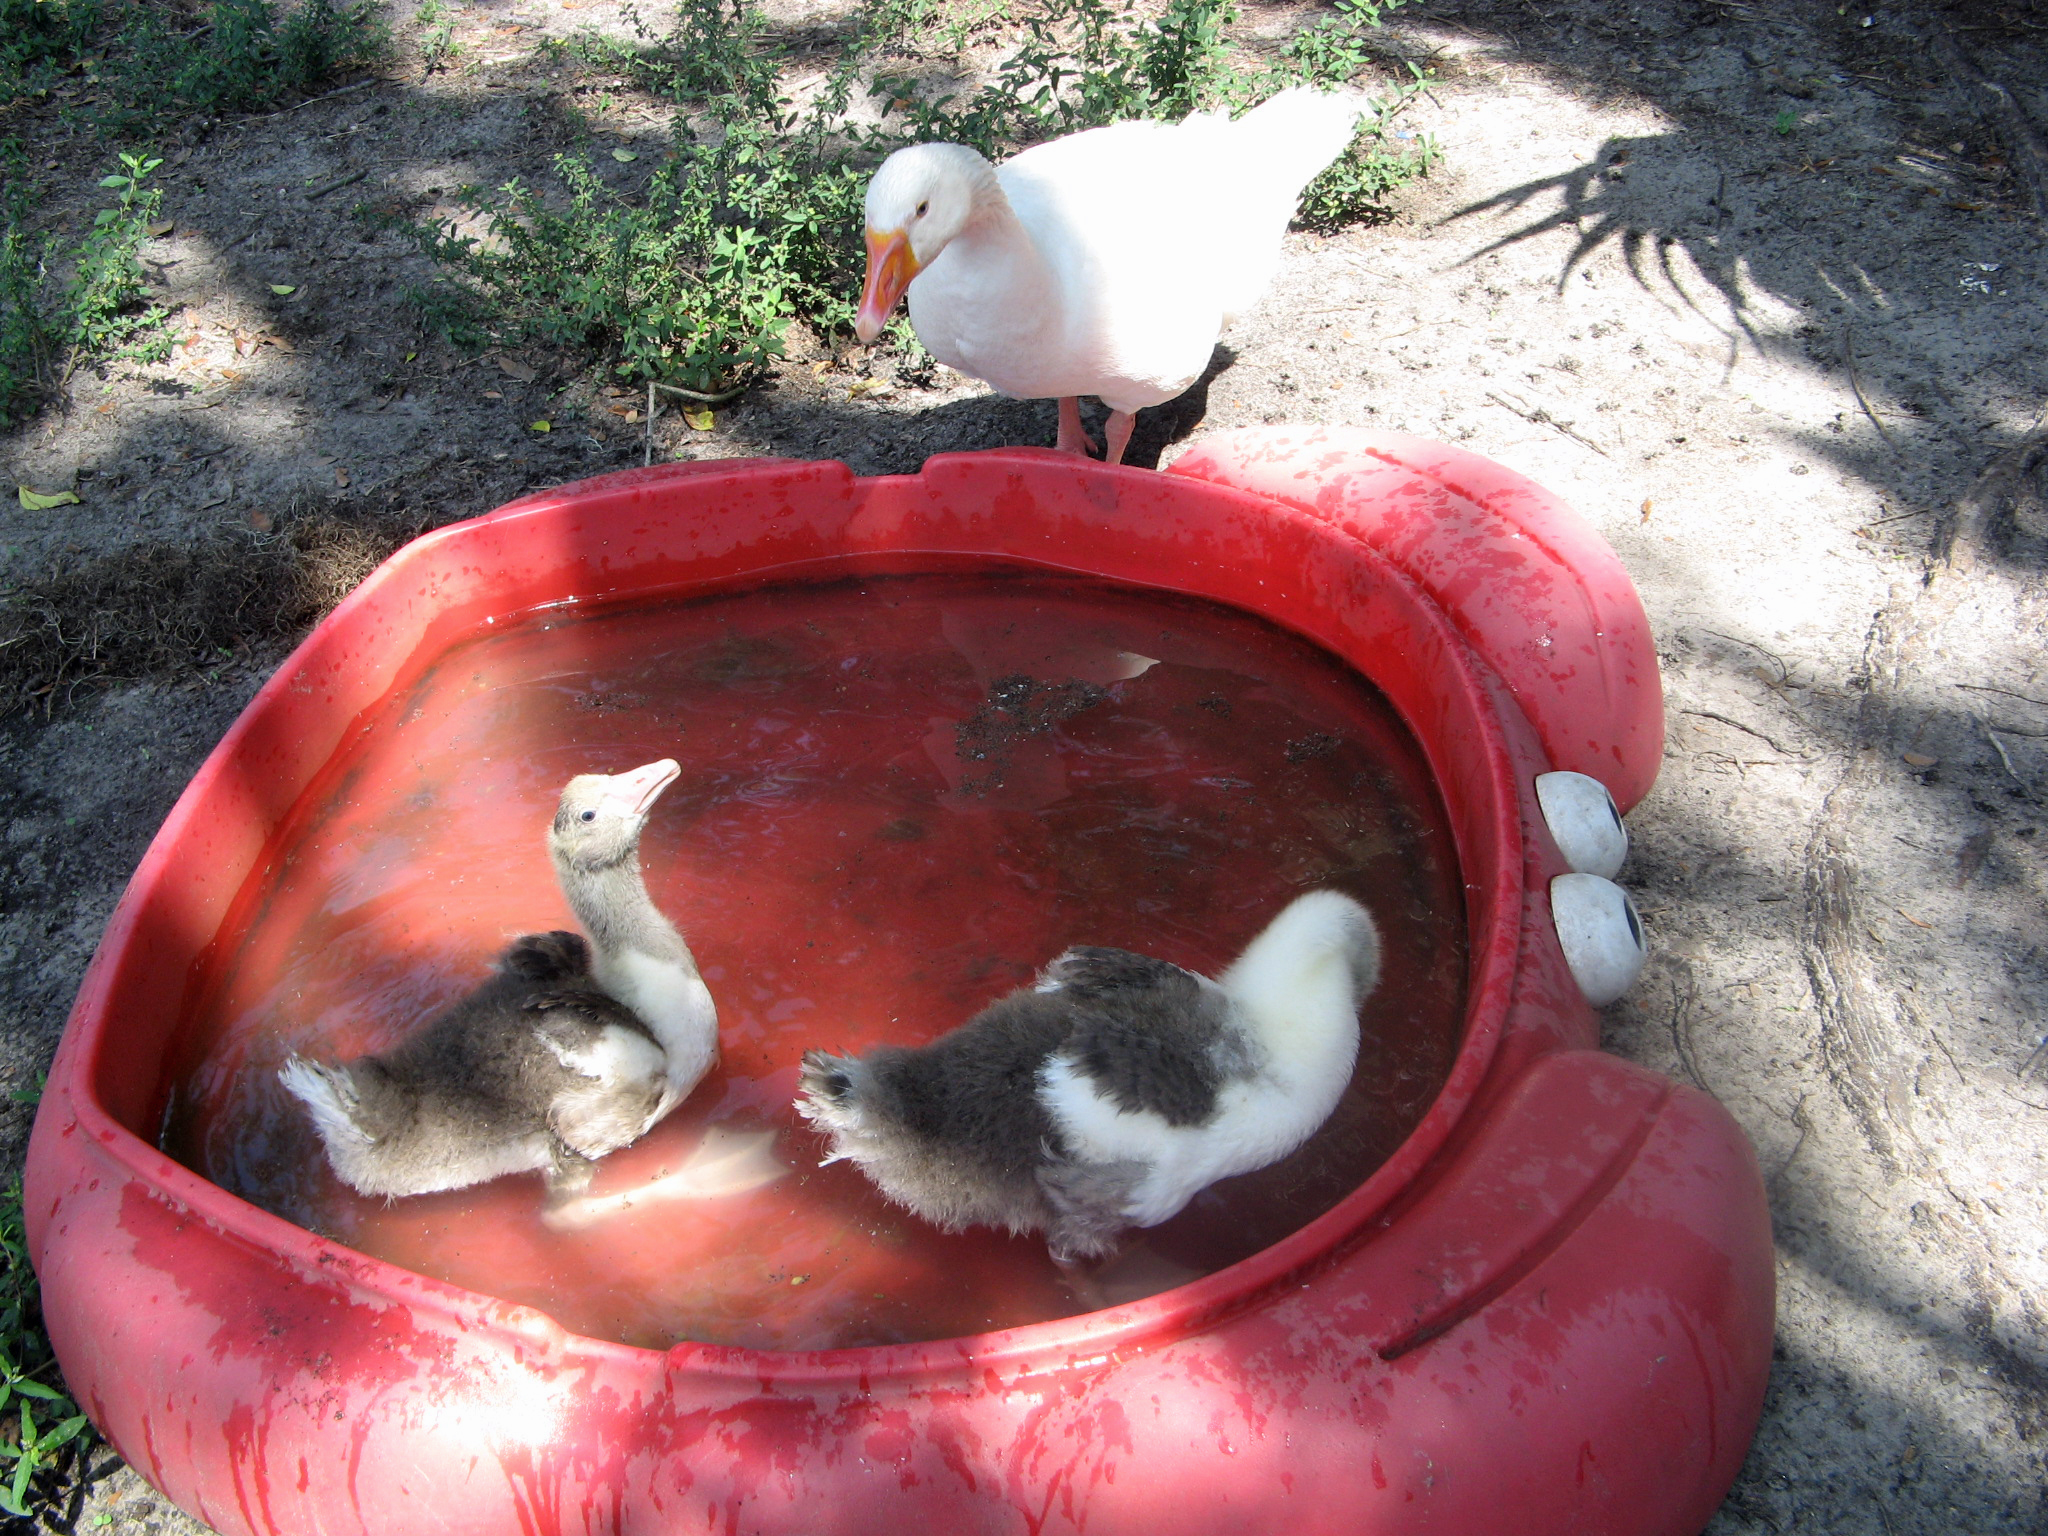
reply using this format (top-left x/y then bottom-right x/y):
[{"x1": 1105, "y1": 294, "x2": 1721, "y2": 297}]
[
  {"x1": 955, "y1": 675, "x2": 1110, "y2": 793},
  {"x1": 2, "y1": 1, "x2": 2046, "y2": 1533},
  {"x1": 0, "y1": 510, "x2": 410, "y2": 714}
]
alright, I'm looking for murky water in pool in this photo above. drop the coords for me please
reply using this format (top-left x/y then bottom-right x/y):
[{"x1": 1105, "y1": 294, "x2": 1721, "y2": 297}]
[{"x1": 162, "y1": 572, "x2": 1466, "y2": 1351}]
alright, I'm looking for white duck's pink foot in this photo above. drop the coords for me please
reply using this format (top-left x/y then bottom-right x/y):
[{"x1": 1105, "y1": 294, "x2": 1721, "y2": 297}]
[
  {"x1": 1056, "y1": 397, "x2": 1099, "y2": 457},
  {"x1": 1102, "y1": 410, "x2": 1136, "y2": 467}
]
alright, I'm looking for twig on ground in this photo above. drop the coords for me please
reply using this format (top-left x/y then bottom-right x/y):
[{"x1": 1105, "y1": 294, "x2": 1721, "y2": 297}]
[
  {"x1": 1974, "y1": 714, "x2": 2034, "y2": 796},
  {"x1": 651, "y1": 379, "x2": 750, "y2": 406},
  {"x1": 644, "y1": 380, "x2": 656, "y2": 468},
  {"x1": 1958, "y1": 681, "x2": 2048, "y2": 709},
  {"x1": 306, "y1": 168, "x2": 370, "y2": 200},
  {"x1": 1698, "y1": 628, "x2": 1792, "y2": 682},
  {"x1": 1842, "y1": 325, "x2": 1900, "y2": 452},
  {"x1": 1770, "y1": 1095, "x2": 1811, "y2": 1190},
  {"x1": 1667, "y1": 959, "x2": 1708, "y2": 1094},
  {"x1": 1854, "y1": 507, "x2": 1931, "y2": 534},
  {"x1": 1483, "y1": 389, "x2": 1609, "y2": 456},
  {"x1": 246, "y1": 78, "x2": 380, "y2": 120},
  {"x1": 1931, "y1": 1030, "x2": 1967, "y2": 1085},
  {"x1": 1681, "y1": 708, "x2": 1807, "y2": 758}
]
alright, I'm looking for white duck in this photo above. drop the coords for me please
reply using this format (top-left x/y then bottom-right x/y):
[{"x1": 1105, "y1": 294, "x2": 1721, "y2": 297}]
[
  {"x1": 853, "y1": 89, "x2": 1365, "y2": 465},
  {"x1": 281, "y1": 759, "x2": 719, "y2": 1200},
  {"x1": 796, "y1": 890, "x2": 1379, "y2": 1263}
]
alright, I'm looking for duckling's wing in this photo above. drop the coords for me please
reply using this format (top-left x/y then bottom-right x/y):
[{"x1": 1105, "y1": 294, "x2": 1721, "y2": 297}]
[
  {"x1": 523, "y1": 987, "x2": 650, "y2": 1035},
  {"x1": 549, "y1": 1068, "x2": 666, "y2": 1159},
  {"x1": 501, "y1": 929, "x2": 595, "y2": 983},
  {"x1": 533, "y1": 997, "x2": 670, "y2": 1158},
  {"x1": 1038, "y1": 945, "x2": 1193, "y2": 999},
  {"x1": 279, "y1": 1055, "x2": 377, "y2": 1145},
  {"x1": 1044, "y1": 948, "x2": 1244, "y2": 1127}
]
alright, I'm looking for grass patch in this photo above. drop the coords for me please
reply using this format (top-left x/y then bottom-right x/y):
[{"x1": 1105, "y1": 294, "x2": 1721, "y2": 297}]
[
  {"x1": 412, "y1": 0, "x2": 1436, "y2": 394},
  {"x1": 1, "y1": 0, "x2": 383, "y2": 424},
  {"x1": 0, "y1": 1171, "x2": 93, "y2": 1523},
  {"x1": 1, "y1": 147, "x2": 175, "y2": 428},
  {"x1": 0, "y1": 0, "x2": 385, "y2": 136}
]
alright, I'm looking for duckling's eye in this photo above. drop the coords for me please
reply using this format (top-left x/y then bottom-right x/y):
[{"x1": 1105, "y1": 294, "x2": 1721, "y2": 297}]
[
  {"x1": 580, "y1": 809, "x2": 597, "y2": 822},
  {"x1": 915, "y1": 199, "x2": 929, "y2": 218}
]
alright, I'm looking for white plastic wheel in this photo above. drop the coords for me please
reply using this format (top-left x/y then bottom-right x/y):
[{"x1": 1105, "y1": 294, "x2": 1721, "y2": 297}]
[
  {"x1": 1550, "y1": 872, "x2": 1649, "y2": 1006},
  {"x1": 1536, "y1": 771, "x2": 1629, "y2": 879}
]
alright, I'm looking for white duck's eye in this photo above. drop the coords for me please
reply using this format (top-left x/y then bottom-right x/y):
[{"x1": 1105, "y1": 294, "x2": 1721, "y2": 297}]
[
  {"x1": 580, "y1": 809, "x2": 597, "y2": 822},
  {"x1": 915, "y1": 199, "x2": 929, "y2": 217}
]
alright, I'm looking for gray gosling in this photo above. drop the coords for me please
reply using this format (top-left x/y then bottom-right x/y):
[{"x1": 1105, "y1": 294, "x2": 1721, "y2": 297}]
[
  {"x1": 281, "y1": 759, "x2": 718, "y2": 1201},
  {"x1": 796, "y1": 890, "x2": 1379, "y2": 1264}
]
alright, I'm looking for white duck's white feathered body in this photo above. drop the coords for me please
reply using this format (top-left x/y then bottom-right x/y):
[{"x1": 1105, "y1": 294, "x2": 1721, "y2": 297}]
[{"x1": 856, "y1": 90, "x2": 1364, "y2": 457}]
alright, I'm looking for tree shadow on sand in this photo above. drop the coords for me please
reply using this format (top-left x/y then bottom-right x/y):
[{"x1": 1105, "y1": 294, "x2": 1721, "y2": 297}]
[{"x1": 1412, "y1": 0, "x2": 2047, "y2": 572}]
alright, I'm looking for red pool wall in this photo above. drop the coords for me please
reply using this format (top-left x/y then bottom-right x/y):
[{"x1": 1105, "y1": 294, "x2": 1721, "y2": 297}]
[{"x1": 1170, "y1": 427, "x2": 1665, "y2": 813}]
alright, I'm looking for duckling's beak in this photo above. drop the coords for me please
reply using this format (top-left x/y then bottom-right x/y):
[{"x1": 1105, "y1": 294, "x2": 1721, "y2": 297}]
[
  {"x1": 854, "y1": 226, "x2": 920, "y2": 343},
  {"x1": 605, "y1": 758, "x2": 681, "y2": 819}
]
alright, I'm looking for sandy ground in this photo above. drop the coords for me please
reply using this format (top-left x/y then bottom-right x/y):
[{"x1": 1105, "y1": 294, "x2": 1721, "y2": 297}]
[{"x1": 2, "y1": 1, "x2": 2045, "y2": 1531}]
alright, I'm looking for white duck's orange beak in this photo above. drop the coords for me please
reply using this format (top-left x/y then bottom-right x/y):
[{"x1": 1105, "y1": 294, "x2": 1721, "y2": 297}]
[{"x1": 854, "y1": 226, "x2": 921, "y2": 343}]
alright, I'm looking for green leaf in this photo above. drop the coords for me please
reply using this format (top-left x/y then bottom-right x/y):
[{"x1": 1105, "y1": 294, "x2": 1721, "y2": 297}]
[
  {"x1": 42, "y1": 1415, "x2": 89, "y2": 1455},
  {"x1": 684, "y1": 407, "x2": 714, "y2": 431},
  {"x1": 98, "y1": 174, "x2": 128, "y2": 189},
  {"x1": 270, "y1": 284, "x2": 298, "y2": 296},
  {"x1": 528, "y1": 419, "x2": 551, "y2": 432},
  {"x1": 610, "y1": 149, "x2": 639, "y2": 162},
  {"x1": 13, "y1": 1381, "x2": 61, "y2": 1402},
  {"x1": 17, "y1": 487, "x2": 82, "y2": 510}
]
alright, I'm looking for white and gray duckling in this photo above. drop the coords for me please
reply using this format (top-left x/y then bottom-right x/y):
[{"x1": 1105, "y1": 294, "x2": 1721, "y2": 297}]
[
  {"x1": 280, "y1": 758, "x2": 718, "y2": 1201},
  {"x1": 796, "y1": 889, "x2": 1379, "y2": 1263}
]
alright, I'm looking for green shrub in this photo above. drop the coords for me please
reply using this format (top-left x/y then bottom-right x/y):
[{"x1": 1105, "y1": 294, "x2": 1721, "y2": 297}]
[
  {"x1": 0, "y1": 0, "x2": 102, "y2": 97},
  {"x1": 0, "y1": 0, "x2": 386, "y2": 136},
  {"x1": 417, "y1": 145, "x2": 803, "y2": 393},
  {"x1": 1, "y1": 149, "x2": 173, "y2": 427}
]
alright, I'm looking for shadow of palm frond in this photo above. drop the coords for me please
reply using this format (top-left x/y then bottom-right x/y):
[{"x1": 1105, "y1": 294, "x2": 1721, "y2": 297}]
[{"x1": 1441, "y1": 132, "x2": 1768, "y2": 358}]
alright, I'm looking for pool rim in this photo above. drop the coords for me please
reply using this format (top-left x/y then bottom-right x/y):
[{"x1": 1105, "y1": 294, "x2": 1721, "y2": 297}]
[{"x1": 40, "y1": 448, "x2": 1535, "y2": 1386}]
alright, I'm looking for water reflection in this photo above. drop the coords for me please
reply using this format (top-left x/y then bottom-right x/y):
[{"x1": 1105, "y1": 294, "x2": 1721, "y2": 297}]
[{"x1": 162, "y1": 572, "x2": 1468, "y2": 1350}]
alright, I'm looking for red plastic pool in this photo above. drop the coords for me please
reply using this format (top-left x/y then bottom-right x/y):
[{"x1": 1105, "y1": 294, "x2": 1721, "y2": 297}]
[{"x1": 26, "y1": 428, "x2": 1772, "y2": 1536}]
